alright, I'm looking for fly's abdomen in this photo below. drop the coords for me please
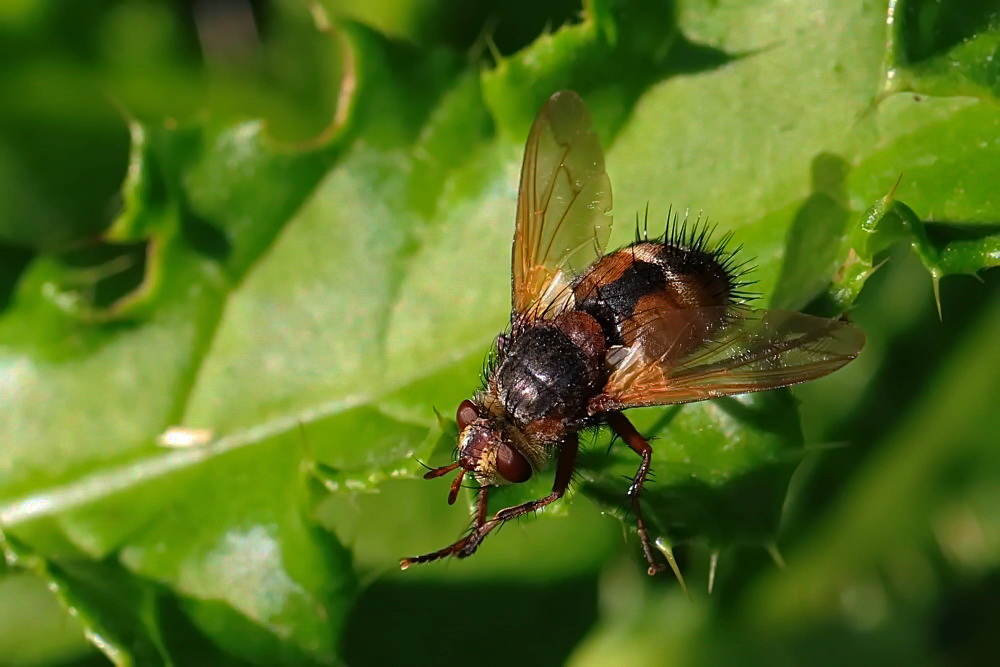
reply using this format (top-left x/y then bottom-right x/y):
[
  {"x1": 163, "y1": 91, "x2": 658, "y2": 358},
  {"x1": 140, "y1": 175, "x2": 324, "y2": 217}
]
[{"x1": 573, "y1": 241, "x2": 735, "y2": 355}]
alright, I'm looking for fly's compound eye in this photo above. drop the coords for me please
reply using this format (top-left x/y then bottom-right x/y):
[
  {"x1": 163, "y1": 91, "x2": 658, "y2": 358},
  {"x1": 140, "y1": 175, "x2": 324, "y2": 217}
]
[
  {"x1": 456, "y1": 399, "x2": 479, "y2": 431},
  {"x1": 496, "y1": 442, "x2": 532, "y2": 483}
]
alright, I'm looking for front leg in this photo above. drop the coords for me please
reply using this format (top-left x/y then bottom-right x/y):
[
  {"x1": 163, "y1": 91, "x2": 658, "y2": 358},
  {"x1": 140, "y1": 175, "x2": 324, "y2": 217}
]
[
  {"x1": 495, "y1": 432, "x2": 578, "y2": 521},
  {"x1": 606, "y1": 412, "x2": 665, "y2": 575},
  {"x1": 399, "y1": 484, "x2": 491, "y2": 569},
  {"x1": 401, "y1": 435, "x2": 580, "y2": 568},
  {"x1": 456, "y1": 433, "x2": 579, "y2": 558}
]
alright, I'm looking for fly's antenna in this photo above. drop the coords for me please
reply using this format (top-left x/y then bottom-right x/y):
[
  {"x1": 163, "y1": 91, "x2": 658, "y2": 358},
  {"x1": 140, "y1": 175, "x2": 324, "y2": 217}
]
[
  {"x1": 447, "y1": 469, "x2": 467, "y2": 505},
  {"x1": 422, "y1": 461, "x2": 461, "y2": 479}
]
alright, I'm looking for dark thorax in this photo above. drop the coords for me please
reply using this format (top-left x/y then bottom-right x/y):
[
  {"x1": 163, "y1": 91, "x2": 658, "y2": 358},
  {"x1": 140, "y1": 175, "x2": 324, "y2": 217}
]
[{"x1": 490, "y1": 310, "x2": 608, "y2": 444}]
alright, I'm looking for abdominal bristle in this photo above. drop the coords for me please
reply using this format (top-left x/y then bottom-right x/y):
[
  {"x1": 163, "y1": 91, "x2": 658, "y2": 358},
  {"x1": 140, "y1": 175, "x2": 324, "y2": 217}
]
[{"x1": 658, "y1": 208, "x2": 758, "y2": 306}]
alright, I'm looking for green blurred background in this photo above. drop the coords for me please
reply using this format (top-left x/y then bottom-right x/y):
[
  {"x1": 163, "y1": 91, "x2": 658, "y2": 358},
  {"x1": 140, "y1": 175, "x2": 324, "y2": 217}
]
[{"x1": 1, "y1": 1, "x2": 998, "y2": 665}]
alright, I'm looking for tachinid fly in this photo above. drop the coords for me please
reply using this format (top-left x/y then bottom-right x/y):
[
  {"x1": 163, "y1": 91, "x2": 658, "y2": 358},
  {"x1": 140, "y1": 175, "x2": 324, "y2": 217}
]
[{"x1": 400, "y1": 90, "x2": 864, "y2": 575}]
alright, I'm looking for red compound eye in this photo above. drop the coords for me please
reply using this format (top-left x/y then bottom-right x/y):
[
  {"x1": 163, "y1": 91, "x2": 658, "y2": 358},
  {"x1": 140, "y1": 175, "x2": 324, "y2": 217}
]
[
  {"x1": 496, "y1": 442, "x2": 532, "y2": 483},
  {"x1": 456, "y1": 399, "x2": 479, "y2": 431}
]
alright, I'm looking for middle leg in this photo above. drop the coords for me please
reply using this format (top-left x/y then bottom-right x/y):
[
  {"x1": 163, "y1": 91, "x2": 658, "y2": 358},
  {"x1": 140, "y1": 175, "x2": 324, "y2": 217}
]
[{"x1": 606, "y1": 411, "x2": 664, "y2": 575}]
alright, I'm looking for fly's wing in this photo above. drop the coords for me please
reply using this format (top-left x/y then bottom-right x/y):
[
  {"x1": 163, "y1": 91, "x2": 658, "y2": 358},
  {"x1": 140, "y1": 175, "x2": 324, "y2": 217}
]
[
  {"x1": 512, "y1": 90, "x2": 613, "y2": 319},
  {"x1": 603, "y1": 307, "x2": 865, "y2": 408}
]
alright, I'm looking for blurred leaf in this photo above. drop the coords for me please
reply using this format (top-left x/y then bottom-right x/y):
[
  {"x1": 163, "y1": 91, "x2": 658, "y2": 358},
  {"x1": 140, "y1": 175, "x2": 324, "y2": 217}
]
[
  {"x1": 2, "y1": 531, "x2": 169, "y2": 666},
  {"x1": 0, "y1": 571, "x2": 92, "y2": 666},
  {"x1": 750, "y1": 283, "x2": 1000, "y2": 627}
]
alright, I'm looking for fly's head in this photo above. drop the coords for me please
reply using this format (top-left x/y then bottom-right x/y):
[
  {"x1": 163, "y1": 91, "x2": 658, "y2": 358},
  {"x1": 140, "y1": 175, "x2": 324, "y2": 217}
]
[{"x1": 423, "y1": 399, "x2": 533, "y2": 504}]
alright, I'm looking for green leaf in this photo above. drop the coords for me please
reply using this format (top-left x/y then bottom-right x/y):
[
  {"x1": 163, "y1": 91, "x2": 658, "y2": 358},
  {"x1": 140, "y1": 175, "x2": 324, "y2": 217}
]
[
  {"x1": 1, "y1": 531, "x2": 179, "y2": 667},
  {"x1": 2, "y1": 0, "x2": 999, "y2": 664},
  {"x1": 881, "y1": 0, "x2": 1000, "y2": 102},
  {"x1": 582, "y1": 390, "x2": 804, "y2": 546}
]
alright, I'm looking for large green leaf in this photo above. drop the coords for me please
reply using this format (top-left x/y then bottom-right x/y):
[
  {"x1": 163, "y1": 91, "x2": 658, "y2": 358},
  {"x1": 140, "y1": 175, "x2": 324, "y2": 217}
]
[{"x1": 1, "y1": 0, "x2": 997, "y2": 664}]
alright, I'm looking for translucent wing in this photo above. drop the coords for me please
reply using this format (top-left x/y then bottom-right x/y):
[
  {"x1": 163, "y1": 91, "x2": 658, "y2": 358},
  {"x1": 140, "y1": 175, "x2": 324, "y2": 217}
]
[
  {"x1": 603, "y1": 307, "x2": 865, "y2": 408},
  {"x1": 512, "y1": 90, "x2": 613, "y2": 318}
]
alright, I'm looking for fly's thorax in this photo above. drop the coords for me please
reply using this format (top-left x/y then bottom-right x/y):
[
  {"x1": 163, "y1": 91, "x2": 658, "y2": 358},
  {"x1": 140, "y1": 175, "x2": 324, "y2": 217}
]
[{"x1": 493, "y1": 318, "x2": 608, "y2": 425}]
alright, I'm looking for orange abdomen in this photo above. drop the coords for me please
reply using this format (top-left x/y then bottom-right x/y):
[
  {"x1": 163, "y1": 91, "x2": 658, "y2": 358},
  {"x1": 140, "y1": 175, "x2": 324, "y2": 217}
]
[{"x1": 572, "y1": 241, "x2": 734, "y2": 359}]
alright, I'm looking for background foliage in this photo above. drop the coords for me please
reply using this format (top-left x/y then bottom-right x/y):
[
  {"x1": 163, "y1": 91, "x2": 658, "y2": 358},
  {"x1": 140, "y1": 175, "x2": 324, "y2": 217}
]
[{"x1": 1, "y1": 0, "x2": 998, "y2": 665}]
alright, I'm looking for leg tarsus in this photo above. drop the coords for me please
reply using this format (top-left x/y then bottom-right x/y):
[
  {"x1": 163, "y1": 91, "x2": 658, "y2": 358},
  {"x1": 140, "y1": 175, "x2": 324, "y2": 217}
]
[
  {"x1": 606, "y1": 412, "x2": 664, "y2": 575},
  {"x1": 400, "y1": 485, "x2": 491, "y2": 569}
]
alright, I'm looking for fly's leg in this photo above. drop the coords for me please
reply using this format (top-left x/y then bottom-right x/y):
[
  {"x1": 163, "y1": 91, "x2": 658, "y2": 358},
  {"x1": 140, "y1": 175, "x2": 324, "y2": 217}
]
[
  {"x1": 401, "y1": 435, "x2": 580, "y2": 568},
  {"x1": 607, "y1": 411, "x2": 665, "y2": 575},
  {"x1": 494, "y1": 433, "x2": 578, "y2": 521},
  {"x1": 455, "y1": 433, "x2": 579, "y2": 557},
  {"x1": 399, "y1": 484, "x2": 490, "y2": 569}
]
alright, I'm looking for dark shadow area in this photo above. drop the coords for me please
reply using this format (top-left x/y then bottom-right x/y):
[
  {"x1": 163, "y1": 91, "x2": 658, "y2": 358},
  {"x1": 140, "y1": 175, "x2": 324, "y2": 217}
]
[
  {"x1": 413, "y1": 0, "x2": 739, "y2": 151},
  {"x1": 247, "y1": 0, "x2": 579, "y2": 58},
  {"x1": 343, "y1": 576, "x2": 598, "y2": 667},
  {"x1": 0, "y1": 244, "x2": 147, "y2": 361},
  {"x1": 0, "y1": 122, "x2": 128, "y2": 251},
  {"x1": 162, "y1": 594, "x2": 307, "y2": 667},
  {"x1": 576, "y1": 388, "x2": 801, "y2": 591},
  {"x1": 181, "y1": 213, "x2": 233, "y2": 263},
  {"x1": 432, "y1": 0, "x2": 580, "y2": 55},
  {"x1": 710, "y1": 393, "x2": 802, "y2": 442},
  {"x1": 897, "y1": 0, "x2": 1000, "y2": 65},
  {"x1": 935, "y1": 569, "x2": 1000, "y2": 667},
  {"x1": 661, "y1": 29, "x2": 737, "y2": 75},
  {"x1": 0, "y1": 244, "x2": 33, "y2": 313},
  {"x1": 850, "y1": 256, "x2": 996, "y2": 446},
  {"x1": 925, "y1": 220, "x2": 1000, "y2": 243},
  {"x1": 58, "y1": 240, "x2": 149, "y2": 310}
]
